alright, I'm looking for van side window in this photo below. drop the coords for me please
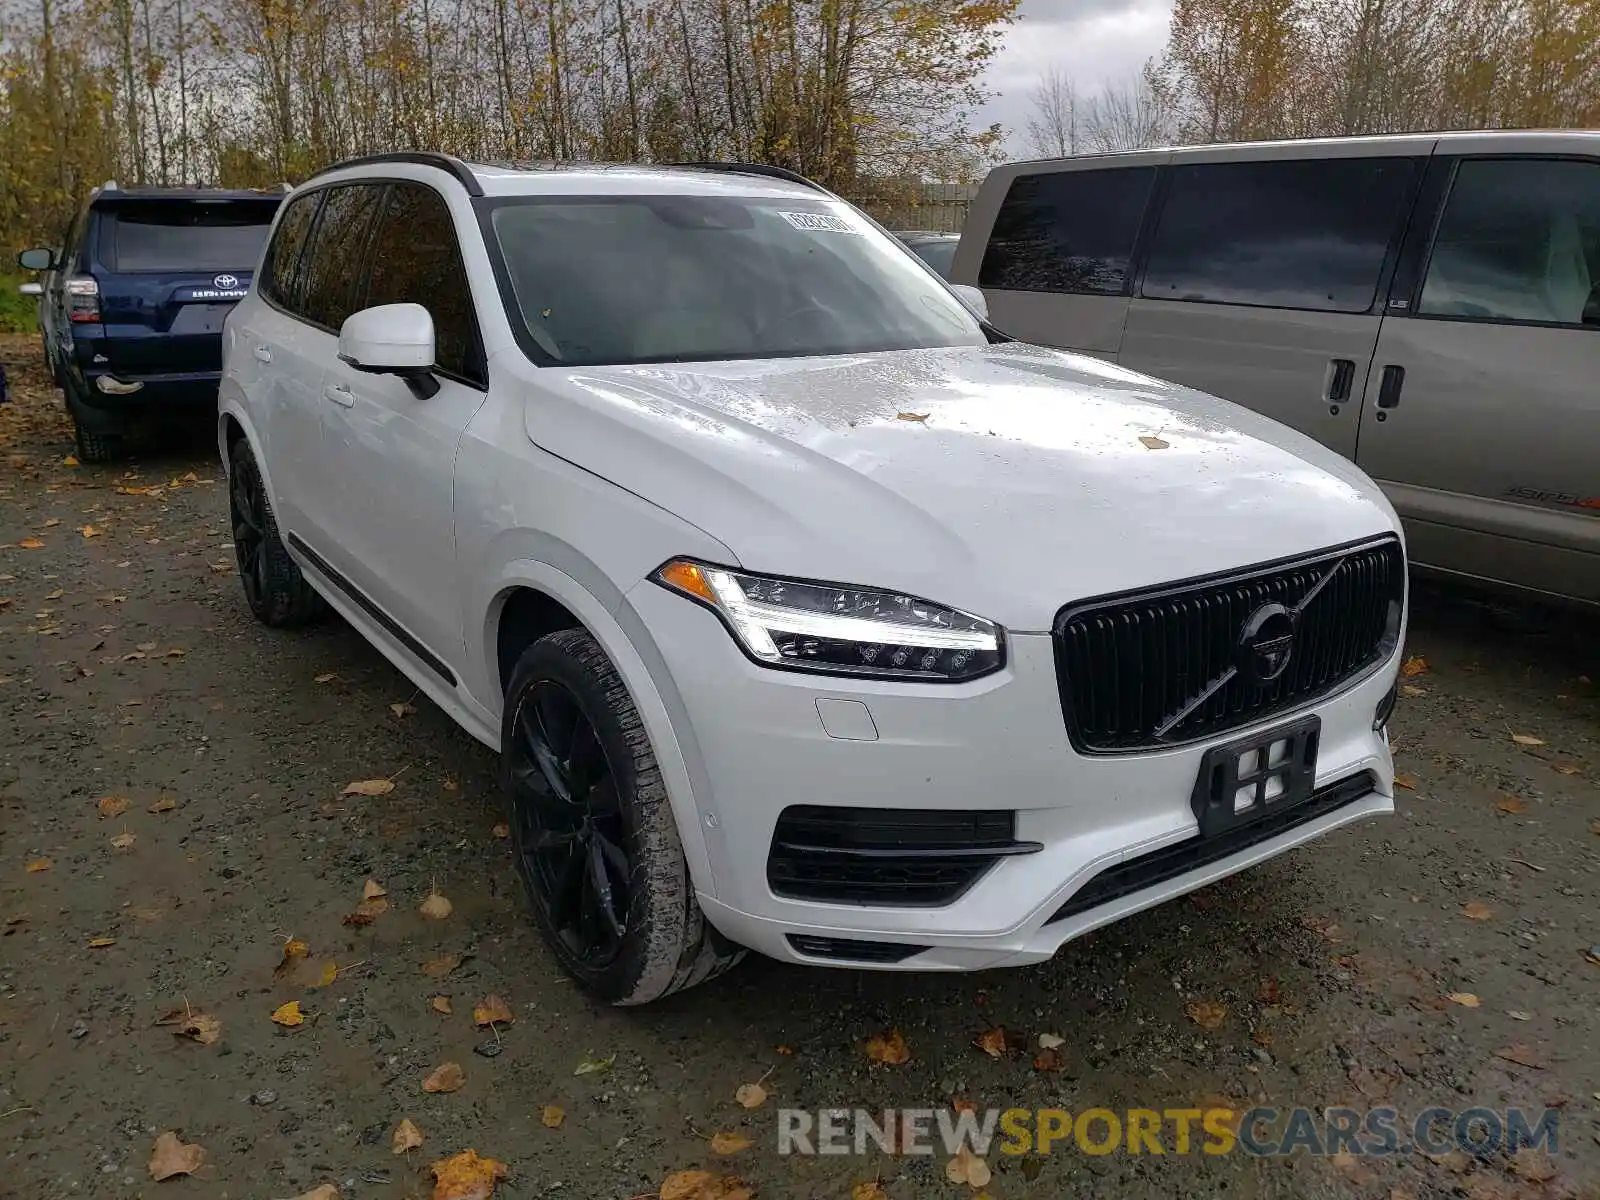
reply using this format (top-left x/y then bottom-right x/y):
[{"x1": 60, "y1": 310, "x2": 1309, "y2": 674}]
[
  {"x1": 260, "y1": 191, "x2": 323, "y2": 314},
  {"x1": 1419, "y1": 158, "x2": 1600, "y2": 327},
  {"x1": 979, "y1": 168, "x2": 1154, "y2": 295},
  {"x1": 365, "y1": 183, "x2": 484, "y2": 384},
  {"x1": 299, "y1": 184, "x2": 386, "y2": 330},
  {"x1": 1142, "y1": 158, "x2": 1420, "y2": 314}
]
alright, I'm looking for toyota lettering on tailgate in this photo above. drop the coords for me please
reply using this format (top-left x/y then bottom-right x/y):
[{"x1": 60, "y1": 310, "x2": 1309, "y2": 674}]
[{"x1": 183, "y1": 274, "x2": 249, "y2": 301}]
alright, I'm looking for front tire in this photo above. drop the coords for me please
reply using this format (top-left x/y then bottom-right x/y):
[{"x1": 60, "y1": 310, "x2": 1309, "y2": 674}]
[
  {"x1": 502, "y1": 628, "x2": 744, "y2": 1004},
  {"x1": 228, "y1": 437, "x2": 325, "y2": 627}
]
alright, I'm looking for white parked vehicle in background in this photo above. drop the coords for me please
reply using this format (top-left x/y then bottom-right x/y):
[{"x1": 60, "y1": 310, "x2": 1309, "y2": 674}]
[{"x1": 220, "y1": 152, "x2": 1409, "y2": 1004}]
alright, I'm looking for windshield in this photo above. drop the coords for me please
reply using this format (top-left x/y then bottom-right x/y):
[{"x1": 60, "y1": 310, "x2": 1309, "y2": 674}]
[
  {"x1": 487, "y1": 195, "x2": 986, "y2": 366},
  {"x1": 103, "y1": 201, "x2": 280, "y2": 272}
]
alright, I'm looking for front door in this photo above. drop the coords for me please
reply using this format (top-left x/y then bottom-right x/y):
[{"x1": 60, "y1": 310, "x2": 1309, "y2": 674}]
[
  {"x1": 1118, "y1": 143, "x2": 1431, "y2": 458},
  {"x1": 1356, "y1": 152, "x2": 1600, "y2": 603},
  {"x1": 316, "y1": 181, "x2": 490, "y2": 676}
]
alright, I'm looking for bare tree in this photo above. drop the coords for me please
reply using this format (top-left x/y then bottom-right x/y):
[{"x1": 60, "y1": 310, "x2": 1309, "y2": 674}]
[
  {"x1": 1079, "y1": 70, "x2": 1176, "y2": 151},
  {"x1": 1025, "y1": 66, "x2": 1078, "y2": 157}
]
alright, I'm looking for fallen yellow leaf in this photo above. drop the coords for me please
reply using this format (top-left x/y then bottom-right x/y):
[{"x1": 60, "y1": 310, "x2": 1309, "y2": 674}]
[
  {"x1": 945, "y1": 1143, "x2": 992, "y2": 1187},
  {"x1": 271, "y1": 1000, "x2": 306, "y2": 1027},
  {"x1": 541, "y1": 1105, "x2": 565, "y2": 1129},
  {"x1": 1185, "y1": 1000, "x2": 1228, "y2": 1030},
  {"x1": 393, "y1": 1118, "x2": 424, "y2": 1154},
  {"x1": 421, "y1": 952, "x2": 463, "y2": 978},
  {"x1": 852, "y1": 1183, "x2": 889, "y2": 1200},
  {"x1": 26, "y1": 857, "x2": 53, "y2": 873},
  {"x1": 111, "y1": 832, "x2": 136, "y2": 850},
  {"x1": 149, "y1": 796, "x2": 178, "y2": 813},
  {"x1": 420, "y1": 889, "x2": 454, "y2": 920},
  {"x1": 867, "y1": 1028, "x2": 912, "y2": 1064},
  {"x1": 1400, "y1": 655, "x2": 1429, "y2": 677},
  {"x1": 1496, "y1": 795, "x2": 1529, "y2": 814},
  {"x1": 972, "y1": 1027, "x2": 1007, "y2": 1059},
  {"x1": 474, "y1": 994, "x2": 514, "y2": 1027},
  {"x1": 423, "y1": 1061, "x2": 466, "y2": 1093},
  {"x1": 491, "y1": 823, "x2": 510, "y2": 839},
  {"x1": 1394, "y1": 773, "x2": 1417, "y2": 791},
  {"x1": 710, "y1": 1131, "x2": 752, "y2": 1154},
  {"x1": 343, "y1": 896, "x2": 388, "y2": 926},
  {"x1": 314, "y1": 672, "x2": 338, "y2": 683},
  {"x1": 1400, "y1": 683, "x2": 1427, "y2": 697},
  {"x1": 895, "y1": 411, "x2": 930, "y2": 423},
  {"x1": 429, "y1": 1149, "x2": 509, "y2": 1200},
  {"x1": 660, "y1": 1169, "x2": 752, "y2": 1200},
  {"x1": 1138, "y1": 434, "x2": 1171, "y2": 450},
  {"x1": 274, "y1": 937, "x2": 310, "y2": 977},
  {"x1": 96, "y1": 794, "x2": 130, "y2": 818},
  {"x1": 390, "y1": 701, "x2": 416, "y2": 718},
  {"x1": 63, "y1": 455, "x2": 79, "y2": 466},
  {"x1": 19, "y1": 537, "x2": 44, "y2": 550},
  {"x1": 365, "y1": 877, "x2": 387, "y2": 900},
  {"x1": 733, "y1": 1080, "x2": 768, "y2": 1108},
  {"x1": 157, "y1": 1007, "x2": 223, "y2": 1045},
  {"x1": 87, "y1": 936, "x2": 116, "y2": 948},
  {"x1": 148, "y1": 1131, "x2": 205, "y2": 1181},
  {"x1": 431, "y1": 995, "x2": 453, "y2": 1014},
  {"x1": 81, "y1": 524, "x2": 101, "y2": 538},
  {"x1": 1511, "y1": 733, "x2": 1546, "y2": 747},
  {"x1": 1446, "y1": 992, "x2": 1481, "y2": 1008},
  {"x1": 285, "y1": 1186, "x2": 339, "y2": 1200},
  {"x1": 1461, "y1": 901, "x2": 1493, "y2": 921},
  {"x1": 342, "y1": 778, "x2": 395, "y2": 797}
]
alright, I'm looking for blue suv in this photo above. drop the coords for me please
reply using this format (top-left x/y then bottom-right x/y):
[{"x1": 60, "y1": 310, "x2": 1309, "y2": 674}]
[{"x1": 18, "y1": 182, "x2": 285, "y2": 460}]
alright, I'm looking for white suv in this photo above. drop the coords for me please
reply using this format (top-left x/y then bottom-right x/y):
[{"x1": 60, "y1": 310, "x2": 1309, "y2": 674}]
[{"x1": 220, "y1": 152, "x2": 1408, "y2": 1004}]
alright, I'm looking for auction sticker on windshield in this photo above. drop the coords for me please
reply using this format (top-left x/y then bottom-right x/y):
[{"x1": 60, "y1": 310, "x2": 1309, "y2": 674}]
[{"x1": 779, "y1": 211, "x2": 860, "y2": 234}]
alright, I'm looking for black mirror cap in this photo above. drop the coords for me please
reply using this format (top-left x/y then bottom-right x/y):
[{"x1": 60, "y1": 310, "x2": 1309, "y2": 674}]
[{"x1": 17, "y1": 248, "x2": 55, "y2": 271}]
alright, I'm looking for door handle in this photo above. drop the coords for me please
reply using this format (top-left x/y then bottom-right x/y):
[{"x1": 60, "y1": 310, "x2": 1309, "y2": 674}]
[
  {"x1": 1376, "y1": 364, "x2": 1405, "y2": 410},
  {"x1": 1326, "y1": 358, "x2": 1355, "y2": 403},
  {"x1": 252, "y1": 346, "x2": 272, "y2": 363},
  {"x1": 323, "y1": 383, "x2": 355, "y2": 408}
]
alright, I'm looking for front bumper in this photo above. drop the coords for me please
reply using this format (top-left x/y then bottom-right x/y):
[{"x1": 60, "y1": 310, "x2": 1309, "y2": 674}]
[{"x1": 625, "y1": 580, "x2": 1398, "y2": 971}]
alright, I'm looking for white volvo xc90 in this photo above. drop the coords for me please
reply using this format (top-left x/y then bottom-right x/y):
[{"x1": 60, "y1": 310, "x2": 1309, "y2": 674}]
[{"x1": 220, "y1": 152, "x2": 1408, "y2": 1004}]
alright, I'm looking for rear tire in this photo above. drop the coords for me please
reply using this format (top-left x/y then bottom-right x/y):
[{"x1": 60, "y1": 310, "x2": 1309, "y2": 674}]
[
  {"x1": 502, "y1": 628, "x2": 744, "y2": 1004},
  {"x1": 228, "y1": 437, "x2": 325, "y2": 627},
  {"x1": 70, "y1": 414, "x2": 124, "y2": 463}
]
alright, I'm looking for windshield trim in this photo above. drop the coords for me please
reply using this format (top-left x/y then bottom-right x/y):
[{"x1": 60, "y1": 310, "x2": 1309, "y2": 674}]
[{"x1": 473, "y1": 193, "x2": 988, "y2": 369}]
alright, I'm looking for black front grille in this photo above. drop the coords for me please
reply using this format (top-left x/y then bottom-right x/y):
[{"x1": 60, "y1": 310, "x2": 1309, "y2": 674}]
[
  {"x1": 767, "y1": 806, "x2": 1042, "y2": 906},
  {"x1": 786, "y1": 935, "x2": 929, "y2": 963},
  {"x1": 1046, "y1": 771, "x2": 1377, "y2": 924},
  {"x1": 1054, "y1": 537, "x2": 1404, "y2": 753}
]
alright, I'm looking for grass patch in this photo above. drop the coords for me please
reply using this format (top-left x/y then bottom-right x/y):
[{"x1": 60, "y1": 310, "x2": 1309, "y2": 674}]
[{"x1": 0, "y1": 275, "x2": 40, "y2": 333}]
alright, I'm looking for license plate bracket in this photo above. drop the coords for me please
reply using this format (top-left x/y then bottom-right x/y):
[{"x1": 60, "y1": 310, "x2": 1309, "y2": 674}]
[{"x1": 1189, "y1": 715, "x2": 1320, "y2": 838}]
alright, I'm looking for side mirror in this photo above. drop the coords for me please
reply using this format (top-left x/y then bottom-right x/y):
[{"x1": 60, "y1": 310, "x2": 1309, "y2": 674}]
[
  {"x1": 17, "y1": 247, "x2": 55, "y2": 271},
  {"x1": 337, "y1": 303, "x2": 439, "y2": 399},
  {"x1": 19, "y1": 282, "x2": 43, "y2": 296},
  {"x1": 950, "y1": 283, "x2": 988, "y2": 322}
]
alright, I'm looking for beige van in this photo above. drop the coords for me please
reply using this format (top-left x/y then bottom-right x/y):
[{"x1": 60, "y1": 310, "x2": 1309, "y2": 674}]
[{"x1": 955, "y1": 131, "x2": 1600, "y2": 608}]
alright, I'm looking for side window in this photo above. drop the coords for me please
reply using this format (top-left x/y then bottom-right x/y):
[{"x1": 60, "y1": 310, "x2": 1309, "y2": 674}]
[
  {"x1": 299, "y1": 184, "x2": 385, "y2": 329},
  {"x1": 1142, "y1": 157, "x2": 1421, "y2": 313},
  {"x1": 979, "y1": 167, "x2": 1154, "y2": 295},
  {"x1": 365, "y1": 183, "x2": 482, "y2": 383},
  {"x1": 1419, "y1": 158, "x2": 1600, "y2": 327},
  {"x1": 260, "y1": 191, "x2": 323, "y2": 314}
]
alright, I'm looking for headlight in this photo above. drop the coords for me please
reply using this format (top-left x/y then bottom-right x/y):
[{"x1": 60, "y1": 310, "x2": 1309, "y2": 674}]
[{"x1": 652, "y1": 559, "x2": 1003, "y2": 682}]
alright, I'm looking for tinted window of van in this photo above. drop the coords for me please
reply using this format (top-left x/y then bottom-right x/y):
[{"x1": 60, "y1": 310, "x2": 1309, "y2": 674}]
[
  {"x1": 299, "y1": 183, "x2": 386, "y2": 330},
  {"x1": 979, "y1": 167, "x2": 1154, "y2": 295},
  {"x1": 1142, "y1": 158, "x2": 1420, "y2": 313},
  {"x1": 1420, "y1": 158, "x2": 1600, "y2": 327},
  {"x1": 366, "y1": 183, "x2": 483, "y2": 382}
]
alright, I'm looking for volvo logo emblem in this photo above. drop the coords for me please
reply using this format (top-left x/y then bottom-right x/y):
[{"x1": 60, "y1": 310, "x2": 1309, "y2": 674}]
[
  {"x1": 213, "y1": 274, "x2": 240, "y2": 290},
  {"x1": 1238, "y1": 602, "x2": 1296, "y2": 684}
]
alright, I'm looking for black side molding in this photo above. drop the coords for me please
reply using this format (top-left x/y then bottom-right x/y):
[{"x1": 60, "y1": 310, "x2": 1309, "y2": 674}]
[{"x1": 285, "y1": 532, "x2": 457, "y2": 686}]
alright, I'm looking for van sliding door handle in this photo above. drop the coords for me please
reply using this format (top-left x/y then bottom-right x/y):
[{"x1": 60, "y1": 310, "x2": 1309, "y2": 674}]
[
  {"x1": 1326, "y1": 358, "x2": 1355, "y2": 402},
  {"x1": 1376, "y1": 364, "x2": 1405, "y2": 409}
]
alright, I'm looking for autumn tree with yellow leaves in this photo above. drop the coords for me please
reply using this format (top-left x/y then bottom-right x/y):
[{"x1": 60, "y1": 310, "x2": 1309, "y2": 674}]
[{"x1": 0, "y1": 0, "x2": 1017, "y2": 249}]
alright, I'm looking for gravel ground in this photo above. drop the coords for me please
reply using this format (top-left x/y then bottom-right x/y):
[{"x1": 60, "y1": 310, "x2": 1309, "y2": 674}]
[{"x1": 1, "y1": 333, "x2": 1596, "y2": 1200}]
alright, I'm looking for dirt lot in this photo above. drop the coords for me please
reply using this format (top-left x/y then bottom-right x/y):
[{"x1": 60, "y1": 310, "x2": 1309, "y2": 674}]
[{"x1": 1, "y1": 333, "x2": 1596, "y2": 1200}]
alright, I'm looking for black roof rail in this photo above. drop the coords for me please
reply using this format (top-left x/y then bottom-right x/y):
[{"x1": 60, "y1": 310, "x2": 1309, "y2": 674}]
[
  {"x1": 667, "y1": 161, "x2": 831, "y2": 194},
  {"x1": 303, "y1": 151, "x2": 484, "y2": 197}
]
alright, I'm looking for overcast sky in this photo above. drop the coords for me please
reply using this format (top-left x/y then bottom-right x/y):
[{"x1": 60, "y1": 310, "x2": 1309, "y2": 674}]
[{"x1": 978, "y1": 0, "x2": 1174, "y2": 156}]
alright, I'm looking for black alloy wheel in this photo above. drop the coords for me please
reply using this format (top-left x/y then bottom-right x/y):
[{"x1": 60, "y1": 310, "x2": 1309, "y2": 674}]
[{"x1": 508, "y1": 678, "x2": 631, "y2": 967}]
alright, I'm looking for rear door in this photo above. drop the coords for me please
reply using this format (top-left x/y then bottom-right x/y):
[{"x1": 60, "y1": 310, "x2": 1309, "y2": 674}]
[
  {"x1": 1118, "y1": 141, "x2": 1430, "y2": 457},
  {"x1": 955, "y1": 155, "x2": 1165, "y2": 360},
  {"x1": 1356, "y1": 145, "x2": 1600, "y2": 602},
  {"x1": 89, "y1": 197, "x2": 280, "y2": 374}
]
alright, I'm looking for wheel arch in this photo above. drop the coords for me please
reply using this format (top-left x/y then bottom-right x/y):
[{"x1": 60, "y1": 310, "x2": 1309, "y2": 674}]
[{"x1": 481, "y1": 562, "x2": 720, "y2": 900}]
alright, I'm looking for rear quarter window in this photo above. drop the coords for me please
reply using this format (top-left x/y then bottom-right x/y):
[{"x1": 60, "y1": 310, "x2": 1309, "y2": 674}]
[
  {"x1": 978, "y1": 167, "x2": 1155, "y2": 295},
  {"x1": 98, "y1": 200, "x2": 281, "y2": 272}
]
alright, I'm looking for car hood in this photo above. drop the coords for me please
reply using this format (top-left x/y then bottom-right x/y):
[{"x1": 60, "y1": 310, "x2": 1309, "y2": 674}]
[{"x1": 519, "y1": 343, "x2": 1399, "y2": 630}]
